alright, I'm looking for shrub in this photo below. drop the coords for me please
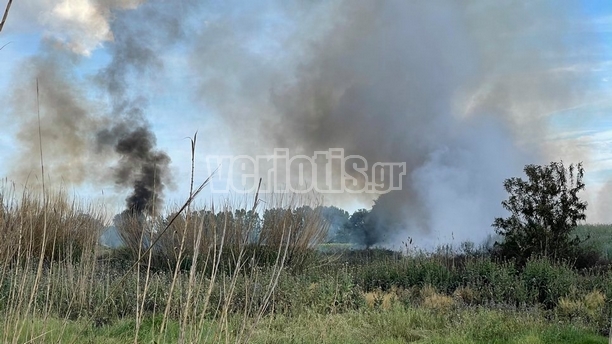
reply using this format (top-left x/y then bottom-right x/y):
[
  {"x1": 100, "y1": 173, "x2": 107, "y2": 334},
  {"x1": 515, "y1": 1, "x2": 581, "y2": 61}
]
[
  {"x1": 522, "y1": 257, "x2": 577, "y2": 308},
  {"x1": 462, "y1": 258, "x2": 527, "y2": 306}
]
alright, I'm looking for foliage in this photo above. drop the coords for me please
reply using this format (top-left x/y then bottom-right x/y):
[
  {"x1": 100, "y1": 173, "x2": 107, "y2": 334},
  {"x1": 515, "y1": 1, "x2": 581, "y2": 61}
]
[
  {"x1": 316, "y1": 205, "x2": 349, "y2": 243},
  {"x1": 112, "y1": 203, "x2": 329, "y2": 272},
  {"x1": 338, "y1": 209, "x2": 378, "y2": 247},
  {"x1": 493, "y1": 161, "x2": 588, "y2": 266}
]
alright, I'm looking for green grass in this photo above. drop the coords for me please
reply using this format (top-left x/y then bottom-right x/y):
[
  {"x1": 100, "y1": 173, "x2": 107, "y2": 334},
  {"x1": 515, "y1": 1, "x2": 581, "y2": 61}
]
[
  {"x1": 2, "y1": 316, "x2": 189, "y2": 343},
  {"x1": 3, "y1": 246, "x2": 612, "y2": 342},
  {"x1": 212, "y1": 306, "x2": 608, "y2": 344},
  {"x1": 6, "y1": 306, "x2": 606, "y2": 343}
]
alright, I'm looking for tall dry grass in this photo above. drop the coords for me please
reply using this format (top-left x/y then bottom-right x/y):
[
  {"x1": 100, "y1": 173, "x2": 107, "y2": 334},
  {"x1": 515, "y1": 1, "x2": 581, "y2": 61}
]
[
  {"x1": 0, "y1": 123, "x2": 333, "y2": 342},
  {"x1": 108, "y1": 192, "x2": 330, "y2": 341},
  {"x1": 113, "y1": 196, "x2": 329, "y2": 274},
  {"x1": 0, "y1": 182, "x2": 102, "y2": 264},
  {"x1": 0, "y1": 182, "x2": 104, "y2": 343},
  {"x1": 0, "y1": 188, "x2": 318, "y2": 342}
]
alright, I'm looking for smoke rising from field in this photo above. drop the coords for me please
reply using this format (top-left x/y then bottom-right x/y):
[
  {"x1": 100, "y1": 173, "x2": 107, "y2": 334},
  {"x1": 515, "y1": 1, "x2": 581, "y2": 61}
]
[
  {"x1": 595, "y1": 181, "x2": 612, "y2": 224},
  {"x1": 190, "y1": 1, "x2": 603, "y2": 247},
  {"x1": 95, "y1": 124, "x2": 171, "y2": 215},
  {"x1": 4, "y1": 1, "x2": 606, "y2": 243},
  {"x1": 9, "y1": 48, "x2": 107, "y2": 186},
  {"x1": 7, "y1": 0, "x2": 188, "y2": 215},
  {"x1": 89, "y1": 1, "x2": 186, "y2": 214}
]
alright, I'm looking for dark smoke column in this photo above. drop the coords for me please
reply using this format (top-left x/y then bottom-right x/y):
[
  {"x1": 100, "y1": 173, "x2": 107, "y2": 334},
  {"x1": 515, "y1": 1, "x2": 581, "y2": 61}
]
[
  {"x1": 90, "y1": 1, "x2": 186, "y2": 216},
  {"x1": 98, "y1": 124, "x2": 171, "y2": 216}
]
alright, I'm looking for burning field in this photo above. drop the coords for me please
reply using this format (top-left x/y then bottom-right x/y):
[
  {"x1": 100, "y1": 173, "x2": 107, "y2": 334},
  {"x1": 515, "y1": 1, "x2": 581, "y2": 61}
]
[{"x1": 1, "y1": 0, "x2": 612, "y2": 342}]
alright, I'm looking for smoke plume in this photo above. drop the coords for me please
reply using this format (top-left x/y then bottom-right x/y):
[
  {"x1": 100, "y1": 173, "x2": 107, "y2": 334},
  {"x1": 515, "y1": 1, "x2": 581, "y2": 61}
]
[
  {"x1": 4, "y1": 0, "x2": 606, "y2": 243},
  {"x1": 189, "y1": 1, "x2": 604, "y2": 247},
  {"x1": 89, "y1": 1, "x2": 186, "y2": 214},
  {"x1": 7, "y1": 0, "x2": 187, "y2": 215},
  {"x1": 96, "y1": 124, "x2": 170, "y2": 215},
  {"x1": 8, "y1": 47, "x2": 108, "y2": 186}
]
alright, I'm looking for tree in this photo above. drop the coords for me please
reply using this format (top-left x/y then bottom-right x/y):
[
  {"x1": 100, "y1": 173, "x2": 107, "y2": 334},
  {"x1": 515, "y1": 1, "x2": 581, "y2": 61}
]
[
  {"x1": 493, "y1": 161, "x2": 587, "y2": 265},
  {"x1": 340, "y1": 209, "x2": 377, "y2": 248}
]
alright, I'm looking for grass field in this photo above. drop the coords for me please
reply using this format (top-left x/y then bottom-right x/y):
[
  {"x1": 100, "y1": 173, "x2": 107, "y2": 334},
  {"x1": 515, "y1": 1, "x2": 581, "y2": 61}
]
[{"x1": 7, "y1": 306, "x2": 607, "y2": 343}]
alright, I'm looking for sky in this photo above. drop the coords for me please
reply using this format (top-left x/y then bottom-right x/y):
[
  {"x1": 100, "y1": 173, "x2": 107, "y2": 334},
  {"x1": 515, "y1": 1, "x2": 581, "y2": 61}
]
[{"x1": 0, "y1": 0, "x2": 611, "y2": 246}]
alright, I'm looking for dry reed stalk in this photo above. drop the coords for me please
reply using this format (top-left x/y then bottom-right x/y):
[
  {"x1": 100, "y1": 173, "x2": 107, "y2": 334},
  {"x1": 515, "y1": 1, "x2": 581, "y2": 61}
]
[{"x1": 0, "y1": 0, "x2": 12, "y2": 33}]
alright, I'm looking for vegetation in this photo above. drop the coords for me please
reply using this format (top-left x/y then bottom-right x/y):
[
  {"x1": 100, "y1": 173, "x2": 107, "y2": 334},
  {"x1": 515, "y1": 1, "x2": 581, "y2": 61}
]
[
  {"x1": 493, "y1": 161, "x2": 589, "y2": 266},
  {"x1": 8, "y1": 307, "x2": 607, "y2": 343},
  {"x1": 0, "y1": 160, "x2": 611, "y2": 342}
]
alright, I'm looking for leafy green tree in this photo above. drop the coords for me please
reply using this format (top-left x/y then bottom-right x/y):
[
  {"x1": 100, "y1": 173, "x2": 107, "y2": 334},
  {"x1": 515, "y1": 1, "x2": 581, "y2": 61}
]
[{"x1": 493, "y1": 161, "x2": 588, "y2": 265}]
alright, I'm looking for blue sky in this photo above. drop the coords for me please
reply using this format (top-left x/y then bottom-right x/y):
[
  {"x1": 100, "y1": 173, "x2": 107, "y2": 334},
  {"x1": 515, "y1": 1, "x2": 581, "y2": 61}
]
[{"x1": 1, "y1": 0, "x2": 612, "y2": 227}]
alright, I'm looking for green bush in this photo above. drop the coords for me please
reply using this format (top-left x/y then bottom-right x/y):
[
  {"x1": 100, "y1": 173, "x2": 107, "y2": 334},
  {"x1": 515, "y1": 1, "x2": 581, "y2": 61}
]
[
  {"x1": 353, "y1": 256, "x2": 458, "y2": 293},
  {"x1": 522, "y1": 257, "x2": 577, "y2": 308},
  {"x1": 462, "y1": 258, "x2": 527, "y2": 306}
]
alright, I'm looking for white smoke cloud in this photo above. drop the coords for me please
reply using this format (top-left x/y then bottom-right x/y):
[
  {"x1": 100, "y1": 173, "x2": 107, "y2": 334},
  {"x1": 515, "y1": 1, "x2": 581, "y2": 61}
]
[
  {"x1": 42, "y1": 0, "x2": 145, "y2": 55},
  {"x1": 595, "y1": 181, "x2": 612, "y2": 223}
]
